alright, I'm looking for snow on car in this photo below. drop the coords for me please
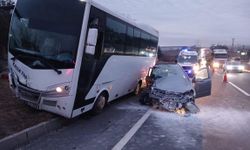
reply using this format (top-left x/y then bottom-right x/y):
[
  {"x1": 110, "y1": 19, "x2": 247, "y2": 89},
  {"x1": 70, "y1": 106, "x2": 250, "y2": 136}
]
[{"x1": 140, "y1": 62, "x2": 211, "y2": 114}]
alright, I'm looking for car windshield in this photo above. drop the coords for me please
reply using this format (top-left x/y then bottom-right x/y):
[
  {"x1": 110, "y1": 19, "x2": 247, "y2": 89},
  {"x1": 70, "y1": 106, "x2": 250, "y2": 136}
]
[
  {"x1": 9, "y1": 0, "x2": 85, "y2": 69},
  {"x1": 151, "y1": 64, "x2": 185, "y2": 78},
  {"x1": 177, "y1": 55, "x2": 197, "y2": 63}
]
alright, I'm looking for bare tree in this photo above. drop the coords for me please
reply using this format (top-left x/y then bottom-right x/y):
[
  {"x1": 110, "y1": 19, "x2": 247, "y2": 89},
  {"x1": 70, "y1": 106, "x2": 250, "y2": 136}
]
[{"x1": 0, "y1": 2, "x2": 13, "y2": 60}]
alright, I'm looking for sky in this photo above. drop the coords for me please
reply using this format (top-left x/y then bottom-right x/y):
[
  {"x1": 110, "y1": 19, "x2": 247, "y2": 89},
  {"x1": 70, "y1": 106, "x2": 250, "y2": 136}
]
[{"x1": 96, "y1": 0, "x2": 250, "y2": 47}]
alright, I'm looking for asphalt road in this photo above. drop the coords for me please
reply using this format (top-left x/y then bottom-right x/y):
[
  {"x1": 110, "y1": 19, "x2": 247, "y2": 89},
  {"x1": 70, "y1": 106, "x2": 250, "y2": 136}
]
[
  {"x1": 19, "y1": 72, "x2": 250, "y2": 150},
  {"x1": 227, "y1": 72, "x2": 250, "y2": 94}
]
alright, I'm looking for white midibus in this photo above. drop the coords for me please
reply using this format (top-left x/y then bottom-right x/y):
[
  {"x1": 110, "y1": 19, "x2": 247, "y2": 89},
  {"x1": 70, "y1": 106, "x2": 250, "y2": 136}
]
[{"x1": 8, "y1": 0, "x2": 159, "y2": 118}]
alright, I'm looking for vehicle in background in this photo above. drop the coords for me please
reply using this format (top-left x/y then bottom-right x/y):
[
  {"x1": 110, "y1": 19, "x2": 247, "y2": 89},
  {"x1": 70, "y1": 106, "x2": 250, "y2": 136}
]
[
  {"x1": 177, "y1": 49, "x2": 199, "y2": 78},
  {"x1": 199, "y1": 48, "x2": 213, "y2": 67},
  {"x1": 231, "y1": 57, "x2": 241, "y2": 62},
  {"x1": 140, "y1": 63, "x2": 211, "y2": 113},
  {"x1": 8, "y1": 0, "x2": 159, "y2": 118},
  {"x1": 158, "y1": 46, "x2": 187, "y2": 62},
  {"x1": 225, "y1": 61, "x2": 244, "y2": 73},
  {"x1": 212, "y1": 49, "x2": 228, "y2": 69}
]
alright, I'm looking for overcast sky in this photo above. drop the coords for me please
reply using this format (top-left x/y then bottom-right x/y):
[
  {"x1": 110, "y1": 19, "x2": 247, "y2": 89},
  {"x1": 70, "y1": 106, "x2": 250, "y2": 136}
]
[{"x1": 96, "y1": 0, "x2": 250, "y2": 47}]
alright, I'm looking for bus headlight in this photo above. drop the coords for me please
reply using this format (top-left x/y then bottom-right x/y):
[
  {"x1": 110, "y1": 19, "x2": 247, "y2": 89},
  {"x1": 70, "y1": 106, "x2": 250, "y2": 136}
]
[
  {"x1": 43, "y1": 83, "x2": 71, "y2": 98},
  {"x1": 56, "y1": 87, "x2": 63, "y2": 93}
]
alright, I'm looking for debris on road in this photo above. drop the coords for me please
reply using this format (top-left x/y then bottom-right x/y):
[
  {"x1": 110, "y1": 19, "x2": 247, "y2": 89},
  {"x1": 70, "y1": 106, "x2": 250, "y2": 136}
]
[
  {"x1": 185, "y1": 102, "x2": 200, "y2": 114},
  {"x1": 150, "y1": 97, "x2": 200, "y2": 116}
]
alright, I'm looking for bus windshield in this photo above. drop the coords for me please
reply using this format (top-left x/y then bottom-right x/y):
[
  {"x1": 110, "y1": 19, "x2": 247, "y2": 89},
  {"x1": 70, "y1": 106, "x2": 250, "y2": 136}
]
[
  {"x1": 9, "y1": 0, "x2": 85, "y2": 69},
  {"x1": 177, "y1": 55, "x2": 197, "y2": 63}
]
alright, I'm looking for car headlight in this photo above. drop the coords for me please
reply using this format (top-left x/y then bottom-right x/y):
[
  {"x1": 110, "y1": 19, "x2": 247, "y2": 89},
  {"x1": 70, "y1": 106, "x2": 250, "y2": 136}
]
[
  {"x1": 43, "y1": 83, "x2": 71, "y2": 98},
  {"x1": 239, "y1": 65, "x2": 244, "y2": 70},
  {"x1": 226, "y1": 65, "x2": 233, "y2": 70},
  {"x1": 213, "y1": 62, "x2": 220, "y2": 68}
]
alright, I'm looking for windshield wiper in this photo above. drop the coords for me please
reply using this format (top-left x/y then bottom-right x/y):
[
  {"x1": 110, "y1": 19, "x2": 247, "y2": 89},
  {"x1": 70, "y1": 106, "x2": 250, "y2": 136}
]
[{"x1": 11, "y1": 54, "x2": 62, "y2": 75}]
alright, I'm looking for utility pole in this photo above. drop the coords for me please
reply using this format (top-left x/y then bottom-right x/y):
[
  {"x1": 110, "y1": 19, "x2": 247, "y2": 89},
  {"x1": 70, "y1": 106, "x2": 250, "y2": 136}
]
[{"x1": 232, "y1": 38, "x2": 235, "y2": 51}]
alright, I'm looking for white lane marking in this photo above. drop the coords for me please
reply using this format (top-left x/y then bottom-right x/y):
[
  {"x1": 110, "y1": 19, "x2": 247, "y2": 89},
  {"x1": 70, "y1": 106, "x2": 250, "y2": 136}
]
[
  {"x1": 112, "y1": 110, "x2": 152, "y2": 150},
  {"x1": 229, "y1": 82, "x2": 250, "y2": 97}
]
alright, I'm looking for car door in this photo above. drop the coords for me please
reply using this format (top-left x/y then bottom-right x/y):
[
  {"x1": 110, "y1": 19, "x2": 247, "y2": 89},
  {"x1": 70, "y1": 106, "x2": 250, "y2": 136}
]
[{"x1": 194, "y1": 67, "x2": 212, "y2": 98}]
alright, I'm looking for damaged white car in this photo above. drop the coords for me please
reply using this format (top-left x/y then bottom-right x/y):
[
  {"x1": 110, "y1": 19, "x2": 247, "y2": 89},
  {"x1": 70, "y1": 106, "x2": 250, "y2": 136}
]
[{"x1": 140, "y1": 62, "x2": 211, "y2": 113}]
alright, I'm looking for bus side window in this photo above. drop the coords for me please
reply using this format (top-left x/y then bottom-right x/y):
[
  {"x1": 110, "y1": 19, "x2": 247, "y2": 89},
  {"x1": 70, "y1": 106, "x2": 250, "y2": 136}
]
[{"x1": 104, "y1": 17, "x2": 126, "y2": 54}]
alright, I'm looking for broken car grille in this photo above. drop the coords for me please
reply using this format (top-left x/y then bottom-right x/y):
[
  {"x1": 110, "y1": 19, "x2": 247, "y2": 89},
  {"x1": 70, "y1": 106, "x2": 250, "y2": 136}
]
[
  {"x1": 151, "y1": 88, "x2": 183, "y2": 99},
  {"x1": 150, "y1": 88, "x2": 192, "y2": 104}
]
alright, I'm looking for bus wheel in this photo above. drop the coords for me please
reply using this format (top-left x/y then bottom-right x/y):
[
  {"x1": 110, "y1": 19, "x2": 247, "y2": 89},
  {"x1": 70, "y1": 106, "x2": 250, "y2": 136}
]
[
  {"x1": 134, "y1": 82, "x2": 141, "y2": 95},
  {"x1": 92, "y1": 94, "x2": 107, "y2": 114}
]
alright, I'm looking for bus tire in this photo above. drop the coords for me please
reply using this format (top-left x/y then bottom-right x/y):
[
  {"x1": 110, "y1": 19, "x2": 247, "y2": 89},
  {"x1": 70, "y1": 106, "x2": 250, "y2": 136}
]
[{"x1": 92, "y1": 93, "x2": 107, "y2": 115}]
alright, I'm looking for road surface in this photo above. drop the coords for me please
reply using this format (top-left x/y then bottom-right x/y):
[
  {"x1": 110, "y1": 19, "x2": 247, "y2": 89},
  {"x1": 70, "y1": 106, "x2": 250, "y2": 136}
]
[{"x1": 19, "y1": 71, "x2": 250, "y2": 150}]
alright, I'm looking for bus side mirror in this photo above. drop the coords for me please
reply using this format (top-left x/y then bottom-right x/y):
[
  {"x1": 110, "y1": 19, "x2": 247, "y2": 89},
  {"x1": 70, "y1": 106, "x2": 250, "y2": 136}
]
[{"x1": 85, "y1": 28, "x2": 98, "y2": 55}]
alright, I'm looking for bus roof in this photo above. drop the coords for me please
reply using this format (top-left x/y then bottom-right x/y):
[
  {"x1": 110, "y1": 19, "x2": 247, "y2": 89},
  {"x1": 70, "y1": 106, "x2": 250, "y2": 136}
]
[{"x1": 85, "y1": 0, "x2": 159, "y2": 37}]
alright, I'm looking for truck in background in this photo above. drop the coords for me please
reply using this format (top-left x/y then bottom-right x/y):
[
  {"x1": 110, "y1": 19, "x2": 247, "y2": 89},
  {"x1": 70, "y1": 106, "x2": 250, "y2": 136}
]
[
  {"x1": 212, "y1": 48, "x2": 228, "y2": 70},
  {"x1": 198, "y1": 48, "x2": 213, "y2": 67}
]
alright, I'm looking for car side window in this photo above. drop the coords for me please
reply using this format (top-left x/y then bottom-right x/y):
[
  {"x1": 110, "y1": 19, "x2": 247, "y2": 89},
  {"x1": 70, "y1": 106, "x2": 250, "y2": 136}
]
[{"x1": 196, "y1": 68, "x2": 209, "y2": 80}]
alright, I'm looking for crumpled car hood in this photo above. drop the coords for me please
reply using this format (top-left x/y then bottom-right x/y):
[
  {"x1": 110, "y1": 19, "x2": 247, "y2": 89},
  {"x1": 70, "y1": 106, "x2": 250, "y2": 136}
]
[{"x1": 153, "y1": 75, "x2": 192, "y2": 93}]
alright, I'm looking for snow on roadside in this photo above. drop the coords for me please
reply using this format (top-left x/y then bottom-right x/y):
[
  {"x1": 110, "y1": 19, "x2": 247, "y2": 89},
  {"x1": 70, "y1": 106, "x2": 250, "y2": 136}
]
[
  {"x1": 114, "y1": 96, "x2": 250, "y2": 148},
  {"x1": 116, "y1": 100, "x2": 250, "y2": 136},
  {"x1": 151, "y1": 111, "x2": 202, "y2": 148},
  {"x1": 151, "y1": 106, "x2": 250, "y2": 147},
  {"x1": 196, "y1": 106, "x2": 250, "y2": 136}
]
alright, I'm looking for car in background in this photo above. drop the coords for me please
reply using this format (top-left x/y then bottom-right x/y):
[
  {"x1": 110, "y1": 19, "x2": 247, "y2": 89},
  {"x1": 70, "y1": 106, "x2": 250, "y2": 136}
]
[
  {"x1": 140, "y1": 62, "x2": 211, "y2": 113},
  {"x1": 225, "y1": 61, "x2": 245, "y2": 73}
]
